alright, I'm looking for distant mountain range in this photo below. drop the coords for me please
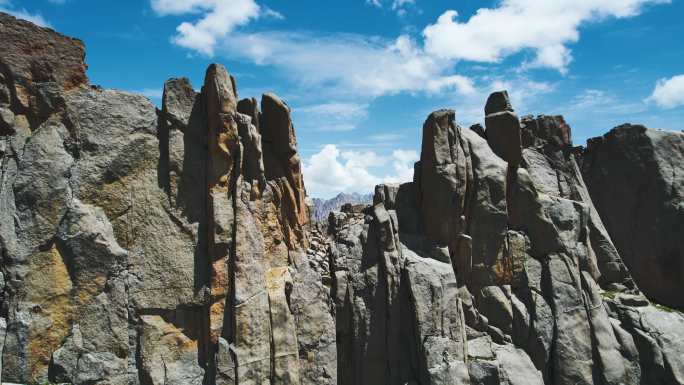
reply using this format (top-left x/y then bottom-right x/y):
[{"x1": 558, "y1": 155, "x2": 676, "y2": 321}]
[{"x1": 310, "y1": 192, "x2": 373, "y2": 222}]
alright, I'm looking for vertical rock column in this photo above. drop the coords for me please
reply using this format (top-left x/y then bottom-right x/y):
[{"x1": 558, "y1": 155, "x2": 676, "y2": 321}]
[
  {"x1": 484, "y1": 91, "x2": 523, "y2": 225},
  {"x1": 417, "y1": 109, "x2": 475, "y2": 286},
  {"x1": 204, "y1": 64, "x2": 241, "y2": 347},
  {"x1": 204, "y1": 65, "x2": 275, "y2": 384},
  {"x1": 204, "y1": 65, "x2": 309, "y2": 385},
  {"x1": 484, "y1": 91, "x2": 522, "y2": 167},
  {"x1": 261, "y1": 93, "x2": 308, "y2": 249}
]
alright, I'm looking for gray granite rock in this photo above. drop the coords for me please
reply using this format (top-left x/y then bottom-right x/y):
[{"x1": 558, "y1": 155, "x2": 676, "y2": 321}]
[
  {"x1": 583, "y1": 124, "x2": 684, "y2": 309},
  {"x1": 2, "y1": 12, "x2": 684, "y2": 385}
]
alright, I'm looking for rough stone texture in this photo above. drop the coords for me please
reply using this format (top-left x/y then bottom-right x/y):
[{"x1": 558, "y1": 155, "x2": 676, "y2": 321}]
[
  {"x1": 2, "y1": 13, "x2": 684, "y2": 385},
  {"x1": 520, "y1": 114, "x2": 635, "y2": 290},
  {"x1": 0, "y1": 13, "x2": 333, "y2": 385},
  {"x1": 418, "y1": 109, "x2": 472, "y2": 246},
  {"x1": 0, "y1": 12, "x2": 87, "y2": 128},
  {"x1": 328, "y1": 90, "x2": 684, "y2": 385},
  {"x1": 0, "y1": 317, "x2": 5, "y2": 384},
  {"x1": 582, "y1": 124, "x2": 684, "y2": 309},
  {"x1": 484, "y1": 91, "x2": 513, "y2": 116},
  {"x1": 484, "y1": 91, "x2": 522, "y2": 167}
]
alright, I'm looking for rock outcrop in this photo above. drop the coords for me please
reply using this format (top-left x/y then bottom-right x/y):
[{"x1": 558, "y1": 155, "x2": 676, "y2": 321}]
[
  {"x1": 2, "y1": 12, "x2": 684, "y2": 385},
  {"x1": 328, "y1": 95, "x2": 684, "y2": 385},
  {"x1": 0, "y1": 12, "x2": 333, "y2": 385},
  {"x1": 582, "y1": 125, "x2": 684, "y2": 309}
]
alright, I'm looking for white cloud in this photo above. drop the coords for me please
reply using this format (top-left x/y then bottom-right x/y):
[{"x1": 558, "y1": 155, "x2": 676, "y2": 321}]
[
  {"x1": 295, "y1": 102, "x2": 369, "y2": 132},
  {"x1": 392, "y1": 0, "x2": 415, "y2": 8},
  {"x1": 423, "y1": 0, "x2": 669, "y2": 73},
  {"x1": 150, "y1": 0, "x2": 262, "y2": 56},
  {"x1": 368, "y1": 133, "x2": 404, "y2": 142},
  {"x1": 221, "y1": 32, "x2": 475, "y2": 99},
  {"x1": 564, "y1": 89, "x2": 641, "y2": 115},
  {"x1": 0, "y1": 1, "x2": 51, "y2": 27},
  {"x1": 368, "y1": 0, "x2": 416, "y2": 15},
  {"x1": 570, "y1": 89, "x2": 615, "y2": 109},
  {"x1": 386, "y1": 149, "x2": 418, "y2": 183},
  {"x1": 262, "y1": 6, "x2": 284, "y2": 20},
  {"x1": 648, "y1": 74, "x2": 684, "y2": 109},
  {"x1": 302, "y1": 145, "x2": 417, "y2": 198},
  {"x1": 151, "y1": 1, "x2": 475, "y2": 100}
]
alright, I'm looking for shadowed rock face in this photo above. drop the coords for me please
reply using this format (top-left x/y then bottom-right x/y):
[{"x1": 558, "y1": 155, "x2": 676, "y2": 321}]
[
  {"x1": 582, "y1": 124, "x2": 684, "y2": 310},
  {"x1": 485, "y1": 91, "x2": 522, "y2": 167},
  {"x1": 2, "y1": 12, "x2": 684, "y2": 385},
  {"x1": 328, "y1": 98, "x2": 684, "y2": 385}
]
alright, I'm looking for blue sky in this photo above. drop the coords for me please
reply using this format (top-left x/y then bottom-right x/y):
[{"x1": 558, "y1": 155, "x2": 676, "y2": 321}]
[{"x1": 3, "y1": 0, "x2": 684, "y2": 198}]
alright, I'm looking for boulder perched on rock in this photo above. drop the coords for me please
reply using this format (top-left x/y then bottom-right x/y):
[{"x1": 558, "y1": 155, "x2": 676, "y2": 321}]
[
  {"x1": 582, "y1": 124, "x2": 684, "y2": 310},
  {"x1": 485, "y1": 91, "x2": 523, "y2": 167}
]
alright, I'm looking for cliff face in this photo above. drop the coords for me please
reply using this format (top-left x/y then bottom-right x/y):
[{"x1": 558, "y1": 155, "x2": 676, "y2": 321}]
[
  {"x1": 1, "y1": 12, "x2": 684, "y2": 385},
  {"x1": 328, "y1": 93, "x2": 684, "y2": 385},
  {"x1": 0, "y1": 12, "x2": 334, "y2": 385},
  {"x1": 581, "y1": 125, "x2": 684, "y2": 310}
]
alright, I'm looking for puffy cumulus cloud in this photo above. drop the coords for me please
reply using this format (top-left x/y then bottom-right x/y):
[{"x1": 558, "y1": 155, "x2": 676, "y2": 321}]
[
  {"x1": 150, "y1": 0, "x2": 264, "y2": 56},
  {"x1": 386, "y1": 149, "x2": 418, "y2": 183},
  {"x1": 0, "y1": 1, "x2": 51, "y2": 27},
  {"x1": 423, "y1": 0, "x2": 669, "y2": 73},
  {"x1": 157, "y1": 0, "x2": 674, "y2": 106},
  {"x1": 221, "y1": 32, "x2": 475, "y2": 99},
  {"x1": 648, "y1": 74, "x2": 684, "y2": 109},
  {"x1": 302, "y1": 145, "x2": 418, "y2": 198}
]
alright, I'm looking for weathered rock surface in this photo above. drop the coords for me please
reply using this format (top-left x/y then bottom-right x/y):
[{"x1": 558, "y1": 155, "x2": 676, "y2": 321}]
[
  {"x1": 327, "y1": 92, "x2": 684, "y2": 385},
  {"x1": 0, "y1": 12, "x2": 333, "y2": 385},
  {"x1": 582, "y1": 124, "x2": 684, "y2": 309},
  {"x1": 484, "y1": 91, "x2": 522, "y2": 167},
  {"x1": 2, "y1": 12, "x2": 684, "y2": 385}
]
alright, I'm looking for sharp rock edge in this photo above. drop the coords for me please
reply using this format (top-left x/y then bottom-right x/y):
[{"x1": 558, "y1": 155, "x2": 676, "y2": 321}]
[{"x1": 1, "y1": 12, "x2": 684, "y2": 385}]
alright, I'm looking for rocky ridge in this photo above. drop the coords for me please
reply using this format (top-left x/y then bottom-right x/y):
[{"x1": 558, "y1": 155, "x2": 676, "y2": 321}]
[
  {"x1": 310, "y1": 192, "x2": 373, "y2": 223},
  {"x1": 0, "y1": 12, "x2": 334, "y2": 385},
  {"x1": 1, "y1": 12, "x2": 684, "y2": 385}
]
